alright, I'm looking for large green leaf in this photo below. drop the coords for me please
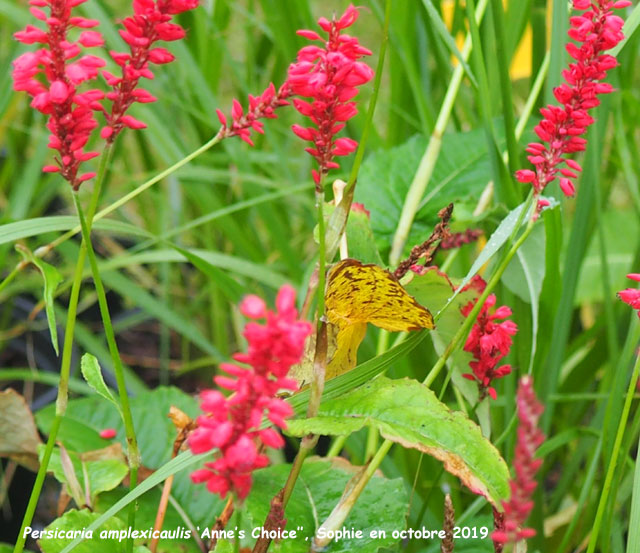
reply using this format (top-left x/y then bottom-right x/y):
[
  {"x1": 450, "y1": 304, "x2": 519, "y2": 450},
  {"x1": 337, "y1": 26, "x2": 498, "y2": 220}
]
[
  {"x1": 286, "y1": 377, "x2": 510, "y2": 508},
  {"x1": 37, "y1": 509, "x2": 149, "y2": 553},
  {"x1": 234, "y1": 459, "x2": 408, "y2": 553},
  {"x1": 356, "y1": 129, "x2": 505, "y2": 256}
]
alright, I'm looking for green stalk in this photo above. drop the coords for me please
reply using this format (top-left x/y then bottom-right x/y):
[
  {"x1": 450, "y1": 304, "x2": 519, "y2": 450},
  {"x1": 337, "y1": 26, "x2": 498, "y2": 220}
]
[
  {"x1": 587, "y1": 352, "x2": 640, "y2": 553},
  {"x1": 489, "y1": 0, "x2": 519, "y2": 175},
  {"x1": 13, "y1": 145, "x2": 114, "y2": 553},
  {"x1": 389, "y1": 0, "x2": 490, "y2": 266},
  {"x1": 72, "y1": 192, "x2": 140, "y2": 553}
]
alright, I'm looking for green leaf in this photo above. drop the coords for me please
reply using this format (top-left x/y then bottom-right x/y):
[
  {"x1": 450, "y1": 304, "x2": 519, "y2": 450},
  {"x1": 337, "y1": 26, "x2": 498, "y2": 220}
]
[
  {"x1": 37, "y1": 387, "x2": 225, "y2": 530},
  {"x1": 356, "y1": 129, "x2": 506, "y2": 257},
  {"x1": 36, "y1": 387, "x2": 198, "y2": 467},
  {"x1": 236, "y1": 459, "x2": 408, "y2": 553},
  {"x1": 16, "y1": 244, "x2": 63, "y2": 355},
  {"x1": 322, "y1": 204, "x2": 383, "y2": 265},
  {"x1": 420, "y1": 0, "x2": 477, "y2": 87},
  {"x1": 211, "y1": 540, "x2": 234, "y2": 553},
  {"x1": 0, "y1": 216, "x2": 152, "y2": 245},
  {"x1": 96, "y1": 488, "x2": 205, "y2": 553},
  {"x1": 286, "y1": 377, "x2": 510, "y2": 508},
  {"x1": 58, "y1": 452, "x2": 210, "y2": 553},
  {"x1": 38, "y1": 509, "x2": 131, "y2": 553},
  {"x1": 39, "y1": 444, "x2": 129, "y2": 506},
  {"x1": 502, "y1": 223, "x2": 546, "y2": 371},
  {"x1": 80, "y1": 354, "x2": 122, "y2": 416}
]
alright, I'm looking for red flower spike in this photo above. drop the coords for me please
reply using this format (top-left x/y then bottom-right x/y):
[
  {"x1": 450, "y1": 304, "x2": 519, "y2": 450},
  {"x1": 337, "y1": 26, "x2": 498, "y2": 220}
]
[
  {"x1": 189, "y1": 285, "x2": 313, "y2": 500},
  {"x1": 216, "y1": 82, "x2": 291, "y2": 146},
  {"x1": 515, "y1": 0, "x2": 627, "y2": 198},
  {"x1": 461, "y1": 279, "x2": 518, "y2": 401},
  {"x1": 492, "y1": 376, "x2": 545, "y2": 545},
  {"x1": 11, "y1": 0, "x2": 106, "y2": 190},
  {"x1": 618, "y1": 273, "x2": 640, "y2": 318},
  {"x1": 101, "y1": 0, "x2": 199, "y2": 142},
  {"x1": 286, "y1": 4, "x2": 373, "y2": 187}
]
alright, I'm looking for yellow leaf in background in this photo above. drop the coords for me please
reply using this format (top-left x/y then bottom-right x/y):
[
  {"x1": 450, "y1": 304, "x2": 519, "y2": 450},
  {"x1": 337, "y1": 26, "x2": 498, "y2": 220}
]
[{"x1": 325, "y1": 259, "x2": 435, "y2": 332}]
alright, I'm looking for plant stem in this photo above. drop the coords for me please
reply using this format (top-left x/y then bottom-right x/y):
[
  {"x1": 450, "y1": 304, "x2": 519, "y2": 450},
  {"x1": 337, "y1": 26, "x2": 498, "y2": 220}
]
[
  {"x1": 389, "y1": 0, "x2": 489, "y2": 266},
  {"x1": 587, "y1": 351, "x2": 640, "y2": 553},
  {"x1": 12, "y1": 145, "x2": 114, "y2": 553},
  {"x1": 73, "y1": 192, "x2": 140, "y2": 553}
]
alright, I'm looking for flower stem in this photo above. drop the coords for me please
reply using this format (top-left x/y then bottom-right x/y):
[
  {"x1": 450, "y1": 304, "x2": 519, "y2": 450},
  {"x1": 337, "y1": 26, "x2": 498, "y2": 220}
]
[
  {"x1": 72, "y1": 192, "x2": 140, "y2": 553},
  {"x1": 12, "y1": 144, "x2": 115, "y2": 553},
  {"x1": 586, "y1": 351, "x2": 640, "y2": 553}
]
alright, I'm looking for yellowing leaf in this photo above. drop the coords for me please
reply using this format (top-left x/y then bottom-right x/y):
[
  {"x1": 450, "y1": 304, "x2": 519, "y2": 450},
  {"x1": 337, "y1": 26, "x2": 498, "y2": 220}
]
[{"x1": 325, "y1": 259, "x2": 434, "y2": 332}]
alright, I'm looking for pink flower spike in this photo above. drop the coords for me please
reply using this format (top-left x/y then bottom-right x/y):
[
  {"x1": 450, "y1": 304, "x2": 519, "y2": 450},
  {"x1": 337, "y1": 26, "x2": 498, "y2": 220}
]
[
  {"x1": 461, "y1": 281, "x2": 517, "y2": 401},
  {"x1": 11, "y1": 0, "x2": 108, "y2": 189},
  {"x1": 99, "y1": 428, "x2": 117, "y2": 439},
  {"x1": 189, "y1": 285, "x2": 313, "y2": 500},
  {"x1": 627, "y1": 273, "x2": 640, "y2": 282},
  {"x1": 514, "y1": 0, "x2": 627, "y2": 197},
  {"x1": 287, "y1": 4, "x2": 373, "y2": 186},
  {"x1": 492, "y1": 377, "x2": 545, "y2": 545}
]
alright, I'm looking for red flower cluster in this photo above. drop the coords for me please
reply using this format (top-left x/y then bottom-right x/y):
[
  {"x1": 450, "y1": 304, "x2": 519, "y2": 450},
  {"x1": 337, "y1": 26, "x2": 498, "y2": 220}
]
[
  {"x1": 287, "y1": 4, "x2": 374, "y2": 187},
  {"x1": 492, "y1": 376, "x2": 545, "y2": 545},
  {"x1": 101, "y1": 0, "x2": 199, "y2": 141},
  {"x1": 461, "y1": 279, "x2": 518, "y2": 401},
  {"x1": 189, "y1": 285, "x2": 313, "y2": 499},
  {"x1": 618, "y1": 273, "x2": 640, "y2": 318},
  {"x1": 515, "y1": 0, "x2": 629, "y2": 198},
  {"x1": 12, "y1": 0, "x2": 198, "y2": 188},
  {"x1": 12, "y1": 0, "x2": 106, "y2": 190},
  {"x1": 215, "y1": 83, "x2": 291, "y2": 146}
]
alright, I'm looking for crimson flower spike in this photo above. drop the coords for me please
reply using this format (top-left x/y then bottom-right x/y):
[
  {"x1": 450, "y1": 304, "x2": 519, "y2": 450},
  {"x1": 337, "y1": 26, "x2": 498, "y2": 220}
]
[
  {"x1": 492, "y1": 376, "x2": 545, "y2": 546},
  {"x1": 189, "y1": 285, "x2": 312, "y2": 500},
  {"x1": 214, "y1": 83, "x2": 292, "y2": 146},
  {"x1": 12, "y1": 0, "x2": 107, "y2": 190},
  {"x1": 460, "y1": 277, "x2": 518, "y2": 401},
  {"x1": 287, "y1": 4, "x2": 374, "y2": 188},
  {"x1": 100, "y1": 0, "x2": 199, "y2": 142},
  {"x1": 515, "y1": 0, "x2": 629, "y2": 203}
]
